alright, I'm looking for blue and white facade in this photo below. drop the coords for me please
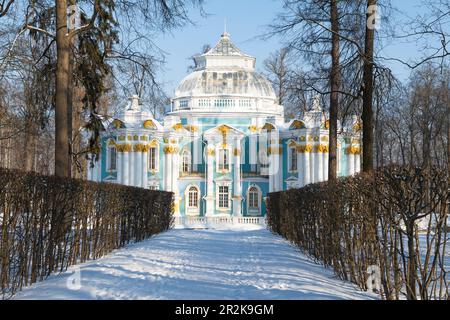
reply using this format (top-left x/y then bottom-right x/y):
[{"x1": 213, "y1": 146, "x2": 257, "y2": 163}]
[{"x1": 88, "y1": 32, "x2": 362, "y2": 219}]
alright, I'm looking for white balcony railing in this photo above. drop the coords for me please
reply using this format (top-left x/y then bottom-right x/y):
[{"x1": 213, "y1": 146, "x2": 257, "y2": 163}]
[{"x1": 174, "y1": 215, "x2": 266, "y2": 228}]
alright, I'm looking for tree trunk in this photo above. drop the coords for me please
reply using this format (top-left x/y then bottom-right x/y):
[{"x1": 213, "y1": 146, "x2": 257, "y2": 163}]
[
  {"x1": 362, "y1": 0, "x2": 376, "y2": 173},
  {"x1": 329, "y1": 0, "x2": 340, "y2": 181},
  {"x1": 406, "y1": 222, "x2": 417, "y2": 300},
  {"x1": 67, "y1": 43, "x2": 73, "y2": 178},
  {"x1": 55, "y1": 0, "x2": 70, "y2": 177}
]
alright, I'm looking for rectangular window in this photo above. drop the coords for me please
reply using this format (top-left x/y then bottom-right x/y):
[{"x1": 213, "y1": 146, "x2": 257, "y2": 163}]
[
  {"x1": 218, "y1": 149, "x2": 230, "y2": 171},
  {"x1": 108, "y1": 147, "x2": 117, "y2": 171},
  {"x1": 179, "y1": 100, "x2": 189, "y2": 109},
  {"x1": 149, "y1": 147, "x2": 157, "y2": 171},
  {"x1": 182, "y1": 151, "x2": 191, "y2": 173},
  {"x1": 289, "y1": 147, "x2": 297, "y2": 172},
  {"x1": 218, "y1": 186, "x2": 229, "y2": 208}
]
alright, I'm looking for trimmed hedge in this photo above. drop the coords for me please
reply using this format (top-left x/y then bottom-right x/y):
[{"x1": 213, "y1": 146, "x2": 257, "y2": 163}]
[
  {"x1": 0, "y1": 168, "x2": 173, "y2": 298},
  {"x1": 266, "y1": 166, "x2": 448, "y2": 300}
]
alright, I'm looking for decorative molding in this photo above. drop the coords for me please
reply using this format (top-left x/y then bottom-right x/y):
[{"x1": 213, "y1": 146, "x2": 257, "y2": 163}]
[
  {"x1": 112, "y1": 119, "x2": 125, "y2": 129},
  {"x1": 233, "y1": 148, "x2": 241, "y2": 156},
  {"x1": 296, "y1": 144, "x2": 313, "y2": 153},
  {"x1": 116, "y1": 144, "x2": 132, "y2": 152},
  {"x1": 217, "y1": 124, "x2": 231, "y2": 135},
  {"x1": 163, "y1": 145, "x2": 179, "y2": 154},
  {"x1": 262, "y1": 123, "x2": 276, "y2": 131},
  {"x1": 345, "y1": 146, "x2": 361, "y2": 155},
  {"x1": 185, "y1": 125, "x2": 199, "y2": 133},
  {"x1": 143, "y1": 119, "x2": 156, "y2": 129},
  {"x1": 172, "y1": 123, "x2": 183, "y2": 131},
  {"x1": 207, "y1": 148, "x2": 216, "y2": 156},
  {"x1": 289, "y1": 120, "x2": 306, "y2": 130},
  {"x1": 315, "y1": 144, "x2": 329, "y2": 153},
  {"x1": 134, "y1": 143, "x2": 150, "y2": 152},
  {"x1": 149, "y1": 139, "x2": 159, "y2": 147}
]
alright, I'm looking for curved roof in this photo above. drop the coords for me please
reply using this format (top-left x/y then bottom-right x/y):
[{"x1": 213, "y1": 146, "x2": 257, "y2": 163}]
[
  {"x1": 174, "y1": 69, "x2": 277, "y2": 99},
  {"x1": 174, "y1": 32, "x2": 277, "y2": 101}
]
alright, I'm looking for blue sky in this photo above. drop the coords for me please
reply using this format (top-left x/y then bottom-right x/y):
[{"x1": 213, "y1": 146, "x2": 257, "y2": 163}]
[{"x1": 154, "y1": 0, "x2": 427, "y2": 95}]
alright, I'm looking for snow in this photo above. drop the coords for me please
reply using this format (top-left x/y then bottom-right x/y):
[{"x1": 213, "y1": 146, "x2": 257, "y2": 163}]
[{"x1": 13, "y1": 226, "x2": 376, "y2": 300}]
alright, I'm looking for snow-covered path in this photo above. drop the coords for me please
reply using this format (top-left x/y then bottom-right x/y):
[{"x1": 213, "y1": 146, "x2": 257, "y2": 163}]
[{"x1": 14, "y1": 227, "x2": 375, "y2": 300}]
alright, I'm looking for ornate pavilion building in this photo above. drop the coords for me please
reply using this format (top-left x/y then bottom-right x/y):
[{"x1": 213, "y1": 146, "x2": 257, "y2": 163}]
[{"x1": 87, "y1": 32, "x2": 362, "y2": 222}]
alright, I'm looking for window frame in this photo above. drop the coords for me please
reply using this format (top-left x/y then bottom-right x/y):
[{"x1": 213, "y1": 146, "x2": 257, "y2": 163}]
[
  {"x1": 107, "y1": 145, "x2": 117, "y2": 172},
  {"x1": 247, "y1": 185, "x2": 261, "y2": 215},
  {"x1": 148, "y1": 143, "x2": 159, "y2": 172},
  {"x1": 216, "y1": 147, "x2": 231, "y2": 173},
  {"x1": 185, "y1": 184, "x2": 200, "y2": 216},
  {"x1": 216, "y1": 182, "x2": 232, "y2": 211},
  {"x1": 288, "y1": 146, "x2": 298, "y2": 173},
  {"x1": 182, "y1": 150, "x2": 191, "y2": 174}
]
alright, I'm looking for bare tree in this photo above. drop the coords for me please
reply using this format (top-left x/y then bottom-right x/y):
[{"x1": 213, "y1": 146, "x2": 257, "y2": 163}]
[{"x1": 362, "y1": 0, "x2": 376, "y2": 173}]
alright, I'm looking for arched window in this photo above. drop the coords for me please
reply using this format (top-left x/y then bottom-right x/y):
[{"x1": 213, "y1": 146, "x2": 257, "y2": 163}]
[
  {"x1": 182, "y1": 150, "x2": 191, "y2": 173},
  {"x1": 107, "y1": 146, "x2": 117, "y2": 171},
  {"x1": 218, "y1": 148, "x2": 230, "y2": 171},
  {"x1": 248, "y1": 187, "x2": 259, "y2": 210},
  {"x1": 188, "y1": 186, "x2": 199, "y2": 208},
  {"x1": 247, "y1": 185, "x2": 261, "y2": 215}
]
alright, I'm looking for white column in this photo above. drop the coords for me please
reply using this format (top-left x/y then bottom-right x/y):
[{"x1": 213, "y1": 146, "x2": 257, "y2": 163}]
[
  {"x1": 128, "y1": 146, "x2": 135, "y2": 186},
  {"x1": 297, "y1": 147, "x2": 303, "y2": 187},
  {"x1": 205, "y1": 146, "x2": 215, "y2": 216},
  {"x1": 275, "y1": 143, "x2": 282, "y2": 191},
  {"x1": 268, "y1": 147, "x2": 276, "y2": 193},
  {"x1": 323, "y1": 151, "x2": 329, "y2": 182},
  {"x1": 309, "y1": 150, "x2": 315, "y2": 184},
  {"x1": 313, "y1": 147, "x2": 320, "y2": 182},
  {"x1": 303, "y1": 150, "x2": 310, "y2": 186},
  {"x1": 172, "y1": 146, "x2": 180, "y2": 216},
  {"x1": 142, "y1": 151, "x2": 148, "y2": 188},
  {"x1": 348, "y1": 153, "x2": 355, "y2": 176},
  {"x1": 164, "y1": 150, "x2": 172, "y2": 191},
  {"x1": 117, "y1": 152, "x2": 123, "y2": 184},
  {"x1": 354, "y1": 152, "x2": 361, "y2": 174},
  {"x1": 135, "y1": 149, "x2": 142, "y2": 187},
  {"x1": 122, "y1": 150, "x2": 130, "y2": 185},
  {"x1": 233, "y1": 143, "x2": 242, "y2": 217}
]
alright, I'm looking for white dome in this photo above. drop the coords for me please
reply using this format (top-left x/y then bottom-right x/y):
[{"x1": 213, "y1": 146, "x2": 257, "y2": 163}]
[
  {"x1": 174, "y1": 69, "x2": 277, "y2": 100},
  {"x1": 170, "y1": 32, "x2": 283, "y2": 117}
]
